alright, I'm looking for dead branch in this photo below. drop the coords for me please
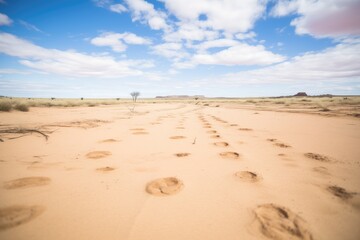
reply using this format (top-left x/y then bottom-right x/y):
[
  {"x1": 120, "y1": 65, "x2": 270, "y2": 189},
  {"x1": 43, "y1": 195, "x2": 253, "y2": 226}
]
[{"x1": 0, "y1": 128, "x2": 50, "y2": 141}]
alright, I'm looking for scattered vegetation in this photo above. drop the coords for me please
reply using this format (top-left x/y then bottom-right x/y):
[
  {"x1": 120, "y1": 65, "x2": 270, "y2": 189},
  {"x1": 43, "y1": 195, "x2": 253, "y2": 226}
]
[{"x1": 0, "y1": 101, "x2": 12, "y2": 112}]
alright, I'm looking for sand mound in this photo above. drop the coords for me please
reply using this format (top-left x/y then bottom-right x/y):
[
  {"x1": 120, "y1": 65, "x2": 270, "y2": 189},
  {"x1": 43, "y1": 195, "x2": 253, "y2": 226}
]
[
  {"x1": 220, "y1": 152, "x2": 239, "y2": 159},
  {"x1": 175, "y1": 153, "x2": 190, "y2": 157},
  {"x1": 254, "y1": 203, "x2": 313, "y2": 240},
  {"x1": 0, "y1": 205, "x2": 45, "y2": 231},
  {"x1": 3, "y1": 177, "x2": 51, "y2": 189},
  {"x1": 146, "y1": 177, "x2": 183, "y2": 196},
  {"x1": 214, "y1": 142, "x2": 229, "y2": 147},
  {"x1": 96, "y1": 167, "x2": 115, "y2": 172},
  {"x1": 327, "y1": 185, "x2": 356, "y2": 200},
  {"x1": 170, "y1": 136, "x2": 186, "y2": 139},
  {"x1": 235, "y1": 171, "x2": 261, "y2": 182},
  {"x1": 86, "y1": 151, "x2": 111, "y2": 159},
  {"x1": 304, "y1": 153, "x2": 330, "y2": 162}
]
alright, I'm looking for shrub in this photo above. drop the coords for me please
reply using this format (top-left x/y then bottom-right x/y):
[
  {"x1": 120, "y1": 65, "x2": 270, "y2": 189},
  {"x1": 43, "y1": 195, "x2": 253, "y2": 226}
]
[
  {"x1": 14, "y1": 103, "x2": 29, "y2": 112},
  {"x1": 0, "y1": 101, "x2": 12, "y2": 112}
]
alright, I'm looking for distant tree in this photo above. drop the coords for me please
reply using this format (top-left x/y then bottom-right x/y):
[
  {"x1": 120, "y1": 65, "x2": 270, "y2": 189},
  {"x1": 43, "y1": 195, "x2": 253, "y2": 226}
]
[{"x1": 130, "y1": 92, "x2": 140, "y2": 102}]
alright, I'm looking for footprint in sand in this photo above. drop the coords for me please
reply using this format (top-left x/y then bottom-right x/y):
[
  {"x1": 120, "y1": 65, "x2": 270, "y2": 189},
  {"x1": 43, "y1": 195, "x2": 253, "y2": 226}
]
[
  {"x1": 132, "y1": 131, "x2": 149, "y2": 135},
  {"x1": 130, "y1": 128, "x2": 146, "y2": 131},
  {"x1": 274, "y1": 142, "x2": 291, "y2": 148},
  {"x1": 327, "y1": 185, "x2": 357, "y2": 200},
  {"x1": 207, "y1": 130, "x2": 217, "y2": 134},
  {"x1": 96, "y1": 166, "x2": 115, "y2": 172},
  {"x1": 175, "y1": 153, "x2": 190, "y2": 157},
  {"x1": 214, "y1": 142, "x2": 229, "y2": 147},
  {"x1": 238, "y1": 128, "x2": 253, "y2": 131},
  {"x1": 313, "y1": 166, "x2": 330, "y2": 175},
  {"x1": 170, "y1": 136, "x2": 186, "y2": 139},
  {"x1": 86, "y1": 151, "x2": 111, "y2": 159},
  {"x1": 253, "y1": 203, "x2": 313, "y2": 240},
  {"x1": 220, "y1": 152, "x2": 240, "y2": 159},
  {"x1": 304, "y1": 153, "x2": 331, "y2": 162},
  {"x1": 100, "y1": 139, "x2": 118, "y2": 143},
  {"x1": 210, "y1": 134, "x2": 221, "y2": 138},
  {"x1": 0, "y1": 205, "x2": 45, "y2": 231},
  {"x1": 3, "y1": 177, "x2": 51, "y2": 190},
  {"x1": 146, "y1": 177, "x2": 184, "y2": 196},
  {"x1": 235, "y1": 171, "x2": 262, "y2": 182}
]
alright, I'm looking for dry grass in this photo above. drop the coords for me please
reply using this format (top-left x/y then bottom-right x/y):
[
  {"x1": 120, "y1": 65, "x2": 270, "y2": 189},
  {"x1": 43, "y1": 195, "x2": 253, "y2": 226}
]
[{"x1": 1, "y1": 96, "x2": 359, "y2": 117}]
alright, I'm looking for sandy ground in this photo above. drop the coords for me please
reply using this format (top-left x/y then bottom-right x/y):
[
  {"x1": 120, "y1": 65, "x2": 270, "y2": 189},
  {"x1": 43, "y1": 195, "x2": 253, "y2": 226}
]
[{"x1": 0, "y1": 103, "x2": 359, "y2": 240}]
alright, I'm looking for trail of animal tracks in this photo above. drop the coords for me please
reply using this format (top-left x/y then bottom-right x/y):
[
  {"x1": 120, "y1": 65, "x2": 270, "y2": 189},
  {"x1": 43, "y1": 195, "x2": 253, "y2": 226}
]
[{"x1": 0, "y1": 103, "x2": 359, "y2": 240}]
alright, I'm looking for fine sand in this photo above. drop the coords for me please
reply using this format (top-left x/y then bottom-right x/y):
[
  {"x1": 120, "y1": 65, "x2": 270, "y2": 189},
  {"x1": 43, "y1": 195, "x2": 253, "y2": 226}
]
[{"x1": 0, "y1": 103, "x2": 359, "y2": 240}]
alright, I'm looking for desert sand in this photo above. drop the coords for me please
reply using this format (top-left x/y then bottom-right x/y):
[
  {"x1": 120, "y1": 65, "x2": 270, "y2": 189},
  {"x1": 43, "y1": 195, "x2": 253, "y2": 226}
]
[{"x1": 0, "y1": 102, "x2": 359, "y2": 240}]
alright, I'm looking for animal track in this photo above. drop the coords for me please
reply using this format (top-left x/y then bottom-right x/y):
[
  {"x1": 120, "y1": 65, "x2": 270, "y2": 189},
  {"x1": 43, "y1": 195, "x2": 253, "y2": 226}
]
[
  {"x1": 327, "y1": 185, "x2": 356, "y2": 200},
  {"x1": 146, "y1": 177, "x2": 184, "y2": 196},
  {"x1": 238, "y1": 128, "x2": 253, "y2": 131},
  {"x1": 0, "y1": 205, "x2": 45, "y2": 231},
  {"x1": 100, "y1": 139, "x2": 118, "y2": 143},
  {"x1": 313, "y1": 166, "x2": 330, "y2": 175},
  {"x1": 3, "y1": 177, "x2": 51, "y2": 189},
  {"x1": 304, "y1": 153, "x2": 330, "y2": 162},
  {"x1": 207, "y1": 130, "x2": 217, "y2": 134},
  {"x1": 220, "y1": 152, "x2": 240, "y2": 159},
  {"x1": 235, "y1": 171, "x2": 261, "y2": 182},
  {"x1": 210, "y1": 134, "x2": 221, "y2": 138},
  {"x1": 253, "y1": 203, "x2": 313, "y2": 240},
  {"x1": 274, "y1": 143, "x2": 291, "y2": 148},
  {"x1": 175, "y1": 153, "x2": 190, "y2": 157},
  {"x1": 170, "y1": 136, "x2": 186, "y2": 139},
  {"x1": 132, "y1": 131, "x2": 149, "y2": 135},
  {"x1": 96, "y1": 167, "x2": 115, "y2": 172},
  {"x1": 130, "y1": 128, "x2": 145, "y2": 131},
  {"x1": 214, "y1": 142, "x2": 229, "y2": 147},
  {"x1": 86, "y1": 151, "x2": 111, "y2": 159}
]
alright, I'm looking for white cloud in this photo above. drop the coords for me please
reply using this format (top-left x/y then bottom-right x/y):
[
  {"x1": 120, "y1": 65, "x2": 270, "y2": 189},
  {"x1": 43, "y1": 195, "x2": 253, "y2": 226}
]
[
  {"x1": 194, "y1": 39, "x2": 240, "y2": 52},
  {"x1": 124, "y1": 0, "x2": 170, "y2": 31},
  {"x1": 221, "y1": 41, "x2": 360, "y2": 83},
  {"x1": 161, "y1": 0, "x2": 267, "y2": 33},
  {"x1": 163, "y1": 22, "x2": 219, "y2": 42},
  {"x1": 0, "y1": 32, "x2": 153, "y2": 78},
  {"x1": 19, "y1": 20, "x2": 44, "y2": 33},
  {"x1": 271, "y1": 0, "x2": 360, "y2": 38},
  {"x1": 235, "y1": 31, "x2": 257, "y2": 40},
  {"x1": 175, "y1": 43, "x2": 286, "y2": 68},
  {"x1": 151, "y1": 42, "x2": 189, "y2": 60},
  {"x1": 0, "y1": 13, "x2": 12, "y2": 26},
  {"x1": 90, "y1": 32, "x2": 151, "y2": 52},
  {"x1": 109, "y1": 4, "x2": 127, "y2": 13}
]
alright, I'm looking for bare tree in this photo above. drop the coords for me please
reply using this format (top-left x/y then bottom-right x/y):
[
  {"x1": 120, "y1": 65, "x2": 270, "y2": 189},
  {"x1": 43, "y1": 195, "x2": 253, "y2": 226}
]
[{"x1": 130, "y1": 92, "x2": 140, "y2": 102}]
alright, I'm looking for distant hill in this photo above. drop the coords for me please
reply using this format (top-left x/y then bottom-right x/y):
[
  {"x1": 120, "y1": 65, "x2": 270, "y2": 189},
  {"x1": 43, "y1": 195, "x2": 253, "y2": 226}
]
[{"x1": 155, "y1": 95, "x2": 205, "y2": 99}]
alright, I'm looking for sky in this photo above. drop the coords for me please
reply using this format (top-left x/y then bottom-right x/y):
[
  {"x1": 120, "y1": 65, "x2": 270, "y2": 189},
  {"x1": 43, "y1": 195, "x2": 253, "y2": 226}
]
[{"x1": 0, "y1": 0, "x2": 359, "y2": 98}]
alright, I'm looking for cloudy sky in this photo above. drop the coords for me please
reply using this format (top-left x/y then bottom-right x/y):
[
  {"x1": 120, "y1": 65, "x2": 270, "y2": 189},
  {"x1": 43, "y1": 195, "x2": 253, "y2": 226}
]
[{"x1": 0, "y1": 0, "x2": 359, "y2": 98}]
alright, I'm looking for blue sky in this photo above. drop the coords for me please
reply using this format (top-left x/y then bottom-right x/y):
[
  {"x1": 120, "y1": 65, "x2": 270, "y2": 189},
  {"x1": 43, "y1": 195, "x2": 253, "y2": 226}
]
[{"x1": 0, "y1": 0, "x2": 359, "y2": 98}]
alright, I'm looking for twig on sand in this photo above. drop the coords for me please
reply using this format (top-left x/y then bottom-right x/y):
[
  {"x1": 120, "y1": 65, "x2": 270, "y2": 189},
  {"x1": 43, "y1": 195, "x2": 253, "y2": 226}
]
[
  {"x1": 192, "y1": 137, "x2": 197, "y2": 144},
  {"x1": 0, "y1": 128, "x2": 50, "y2": 141}
]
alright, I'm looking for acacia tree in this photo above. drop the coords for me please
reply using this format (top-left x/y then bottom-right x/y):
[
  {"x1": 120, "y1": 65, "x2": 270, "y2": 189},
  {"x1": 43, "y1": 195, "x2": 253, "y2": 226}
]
[{"x1": 130, "y1": 92, "x2": 140, "y2": 102}]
